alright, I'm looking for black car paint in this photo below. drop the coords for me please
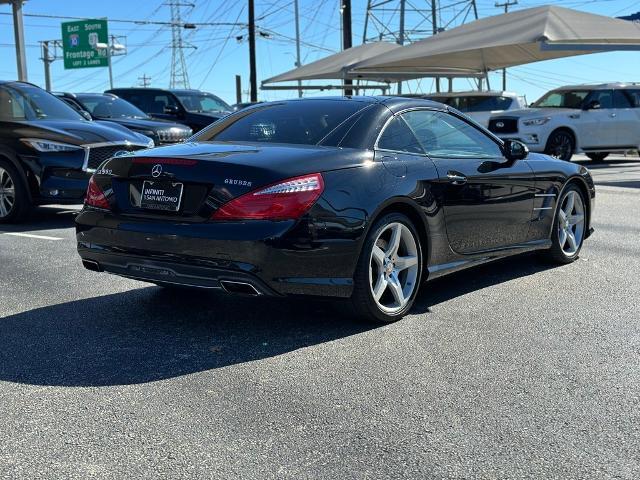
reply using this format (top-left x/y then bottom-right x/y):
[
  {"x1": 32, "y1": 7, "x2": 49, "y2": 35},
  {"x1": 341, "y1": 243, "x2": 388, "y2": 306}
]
[
  {"x1": 56, "y1": 93, "x2": 192, "y2": 146},
  {"x1": 105, "y1": 88, "x2": 229, "y2": 133},
  {"x1": 76, "y1": 97, "x2": 595, "y2": 298},
  {"x1": 0, "y1": 82, "x2": 153, "y2": 205}
]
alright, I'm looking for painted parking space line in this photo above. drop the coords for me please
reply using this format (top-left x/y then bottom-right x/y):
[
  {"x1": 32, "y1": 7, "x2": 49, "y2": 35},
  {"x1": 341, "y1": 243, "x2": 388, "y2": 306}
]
[{"x1": 3, "y1": 232, "x2": 63, "y2": 241}]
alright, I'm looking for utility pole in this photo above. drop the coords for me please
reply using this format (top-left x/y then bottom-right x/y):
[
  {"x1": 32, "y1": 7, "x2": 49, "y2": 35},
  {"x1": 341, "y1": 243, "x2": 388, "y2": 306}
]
[
  {"x1": 293, "y1": 0, "x2": 302, "y2": 98},
  {"x1": 1, "y1": 0, "x2": 28, "y2": 81},
  {"x1": 168, "y1": 1, "x2": 194, "y2": 89},
  {"x1": 138, "y1": 74, "x2": 152, "y2": 87},
  {"x1": 496, "y1": 0, "x2": 517, "y2": 90},
  {"x1": 41, "y1": 41, "x2": 53, "y2": 91},
  {"x1": 341, "y1": 0, "x2": 353, "y2": 96},
  {"x1": 397, "y1": 0, "x2": 405, "y2": 95},
  {"x1": 235, "y1": 75, "x2": 242, "y2": 104},
  {"x1": 248, "y1": 0, "x2": 257, "y2": 102}
]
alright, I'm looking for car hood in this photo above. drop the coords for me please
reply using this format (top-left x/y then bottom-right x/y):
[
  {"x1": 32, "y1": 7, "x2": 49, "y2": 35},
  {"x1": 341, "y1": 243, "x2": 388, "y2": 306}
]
[
  {"x1": 492, "y1": 107, "x2": 578, "y2": 119},
  {"x1": 16, "y1": 119, "x2": 153, "y2": 146}
]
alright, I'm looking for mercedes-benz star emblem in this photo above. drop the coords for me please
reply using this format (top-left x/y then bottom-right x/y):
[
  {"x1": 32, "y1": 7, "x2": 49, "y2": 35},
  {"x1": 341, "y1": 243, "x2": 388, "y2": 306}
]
[{"x1": 151, "y1": 164, "x2": 162, "y2": 178}]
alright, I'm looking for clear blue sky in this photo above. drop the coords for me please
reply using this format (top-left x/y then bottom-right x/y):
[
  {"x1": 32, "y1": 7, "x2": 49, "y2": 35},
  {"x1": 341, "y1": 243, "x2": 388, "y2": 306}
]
[{"x1": 1, "y1": 0, "x2": 639, "y2": 105}]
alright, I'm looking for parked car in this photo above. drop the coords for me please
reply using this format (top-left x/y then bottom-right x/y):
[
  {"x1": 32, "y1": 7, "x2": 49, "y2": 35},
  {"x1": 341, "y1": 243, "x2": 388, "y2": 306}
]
[
  {"x1": 0, "y1": 81, "x2": 153, "y2": 223},
  {"x1": 55, "y1": 92, "x2": 192, "y2": 145},
  {"x1": 76, "y1": 96, "x2": 594, "y2": 323},
  {"x1": 488, "y1": 83, "x2": 640, "y2": 161},
  {"x1": 422, "y1": 91, "x2": 527, "y2": 127},
  {"x1": 105, "y1": 88, "x2": 231, "y2": 132}
]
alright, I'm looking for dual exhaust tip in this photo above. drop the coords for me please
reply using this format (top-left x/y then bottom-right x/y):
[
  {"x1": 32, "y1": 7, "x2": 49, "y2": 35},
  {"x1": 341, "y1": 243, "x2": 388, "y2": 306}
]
[{"x1": 81, "y1": 259, "x2": 261, "y2": 296}]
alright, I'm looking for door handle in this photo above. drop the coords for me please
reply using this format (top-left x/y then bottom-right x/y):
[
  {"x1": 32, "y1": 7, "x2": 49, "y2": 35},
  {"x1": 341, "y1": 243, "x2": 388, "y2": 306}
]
[
  {"x1": 610, "y1": 113, "x2": 617, "y2": 118},
  {"x1": 447, "y1": 171, "x2": 467, "y2": 185}
]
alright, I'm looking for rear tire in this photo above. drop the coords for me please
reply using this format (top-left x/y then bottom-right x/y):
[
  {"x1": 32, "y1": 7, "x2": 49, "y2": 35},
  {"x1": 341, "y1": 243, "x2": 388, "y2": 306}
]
[
  {"x1": 545, "y1": 129, "x2": 575, "y2": 161},
  {"x1": 585, "y1": 152, "x2": 609, "y2": 162},
  {"x1": 0, "y1": 158, "x2": 31, "y2": 224},
  {"x1": 350, "y1": 212, "x2": 423, "y2": 323},
  {"x1": 540, "y1": 184, "x2": 587, "y2": 265}
]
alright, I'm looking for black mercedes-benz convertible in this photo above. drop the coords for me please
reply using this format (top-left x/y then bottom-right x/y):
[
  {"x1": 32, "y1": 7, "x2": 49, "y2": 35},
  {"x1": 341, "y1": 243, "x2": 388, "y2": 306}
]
[{"x1": 76, "y1": 96, "x2": 595, "y2": 323}]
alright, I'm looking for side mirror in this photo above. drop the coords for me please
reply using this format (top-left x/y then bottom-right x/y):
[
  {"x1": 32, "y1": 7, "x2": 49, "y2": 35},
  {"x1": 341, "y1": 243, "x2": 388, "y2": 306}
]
[
  {"x1": 583, "y1": 100, "x2": 601, "y2": 111},
  {"x1": 504, "y1": 139, "x2": 528, "y2": 162},
  {"x1": 163, "y1": 105, "x2": 180, "y2": 115},
  {"x1": 80, "y1": 110, "x2": 92, "y2": 121}
]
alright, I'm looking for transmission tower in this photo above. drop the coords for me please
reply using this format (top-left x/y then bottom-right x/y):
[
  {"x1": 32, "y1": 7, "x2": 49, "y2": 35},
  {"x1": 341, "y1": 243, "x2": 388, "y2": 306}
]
[
  {"x1": 363, "y1": 0, "x2": 478, "y2": 44},
  {"x1": 168, "y1": 1, "x2": 194, "y2": 89}
]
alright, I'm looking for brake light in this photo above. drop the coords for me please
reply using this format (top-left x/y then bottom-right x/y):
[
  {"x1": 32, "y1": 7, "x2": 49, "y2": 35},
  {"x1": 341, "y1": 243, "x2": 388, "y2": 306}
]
[
  {"x1": 211, "y1": 173, "x2": 324, "y2": 220},
  {"x1": 85, "y1": 176, "x2": 110, "y2": 210}
]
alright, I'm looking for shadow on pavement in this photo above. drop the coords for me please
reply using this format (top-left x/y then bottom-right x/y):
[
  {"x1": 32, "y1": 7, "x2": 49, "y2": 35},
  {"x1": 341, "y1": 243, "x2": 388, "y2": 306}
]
[
  {"x1": 0, "y1": 206, "x2": 79, "y2": 233},
  {"x1": 0, "y1": 252, "x2": 558, "y2": 388},
  {"x1": 0, "y1": 288, "x2": 374, "y2": 387}
]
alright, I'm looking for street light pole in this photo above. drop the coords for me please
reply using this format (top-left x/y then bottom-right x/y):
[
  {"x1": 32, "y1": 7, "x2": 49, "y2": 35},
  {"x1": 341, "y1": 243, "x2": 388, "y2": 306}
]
[
  {"x1": 293, "y1": 0, "x2": 302, "y2": 98},
  {"x1": 496, "y1": 0, "x2": 517, "y2": 90}
]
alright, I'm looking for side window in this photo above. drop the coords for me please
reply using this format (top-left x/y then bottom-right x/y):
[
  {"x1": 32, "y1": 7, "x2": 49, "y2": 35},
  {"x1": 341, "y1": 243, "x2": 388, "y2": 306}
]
[
  {"x1": 149, "y1": 93, "x2": 177, "y2": 114},
  {"x1": 629, "y1": 90, "x2": 640, "y2": 107},
  {"x1": 585, "y1": 90, "x2": 613, "y2": 109},
  {"x1": 377, "y1": 116, "x2": 424, "y2": 154},
  {"x1": 613, "y1": 90, "x2": 634, "y2": 109},
  {"x1": 402, "y1": 110, "x2": 503, "y2": 159}
]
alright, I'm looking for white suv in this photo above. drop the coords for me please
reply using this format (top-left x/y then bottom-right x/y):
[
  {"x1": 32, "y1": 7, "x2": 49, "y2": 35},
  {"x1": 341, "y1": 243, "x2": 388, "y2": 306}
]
[
  {"x1": 488, "y1": 83, "x2": 640, "y2": 161},
  {"x1": 424, "y1": 91, "x2": 527, "y2": 127}
]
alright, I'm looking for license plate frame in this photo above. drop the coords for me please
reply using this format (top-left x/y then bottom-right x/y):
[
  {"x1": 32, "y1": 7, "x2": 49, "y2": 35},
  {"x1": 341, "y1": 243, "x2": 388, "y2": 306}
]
[{"x1": 140, "y1": 180, "x2": 184, "y2": 212}]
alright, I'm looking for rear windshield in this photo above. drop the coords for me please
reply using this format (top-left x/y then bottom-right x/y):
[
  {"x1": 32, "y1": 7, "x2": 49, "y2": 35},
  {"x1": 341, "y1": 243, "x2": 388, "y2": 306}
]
[{"x1": 193, "y1": 101, "x2": 367, "y2": 145}]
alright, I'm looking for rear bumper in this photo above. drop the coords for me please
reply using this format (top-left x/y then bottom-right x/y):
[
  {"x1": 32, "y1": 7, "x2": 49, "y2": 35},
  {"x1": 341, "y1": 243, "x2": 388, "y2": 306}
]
[{"x1": 75, "y1": 210, "x2": 361, "y2": 298}]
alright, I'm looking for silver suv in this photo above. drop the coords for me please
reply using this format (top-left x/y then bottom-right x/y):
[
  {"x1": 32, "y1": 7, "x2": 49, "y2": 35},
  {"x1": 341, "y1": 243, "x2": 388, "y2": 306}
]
[
  {"x1": 424, "y1": 91, "x2": 527, "y2": 127},
  {"x1": 488, "y1": 83, "x2": 640, "y2": 161}
]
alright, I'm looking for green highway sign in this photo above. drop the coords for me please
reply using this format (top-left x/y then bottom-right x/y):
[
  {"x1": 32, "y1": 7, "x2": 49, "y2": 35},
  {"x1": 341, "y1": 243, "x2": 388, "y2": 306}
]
[{"x1": 61, "y1": 18, "x2": 109, "y2": 69}]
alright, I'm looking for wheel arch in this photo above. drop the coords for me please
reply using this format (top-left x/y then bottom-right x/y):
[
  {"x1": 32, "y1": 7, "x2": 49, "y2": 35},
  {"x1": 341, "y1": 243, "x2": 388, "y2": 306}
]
[
  {"x1": 546, "y1": 126, "x2": 578, "y2": 151},
  {"x1": 363, "y1": 197, "x2": 432, "y2": 271},
  {"x1": 551, "y1": 175, "x2": 593, "y2": 238}
]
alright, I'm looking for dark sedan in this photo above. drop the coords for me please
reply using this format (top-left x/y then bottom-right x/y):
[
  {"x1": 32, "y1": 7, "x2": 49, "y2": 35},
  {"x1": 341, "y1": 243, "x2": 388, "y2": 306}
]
[
  {"x1": 76, "y1": 97, "x2": 595, "y2": 323},
  {"x1": 56, "y1": 93, "x2": 193, "y2": 145},
  {"x1": 0, "y1": 81, "x2": 153, "y2": 223}
]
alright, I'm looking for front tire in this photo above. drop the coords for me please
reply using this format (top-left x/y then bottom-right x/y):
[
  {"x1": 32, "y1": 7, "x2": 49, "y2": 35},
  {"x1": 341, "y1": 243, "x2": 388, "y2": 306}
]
[
  {"x1": 545, "y1": 130, "x2": 575, "y2": 161},
  {"x1": 350, "y1": 213, "x2": 423, "y2": 323},
  {"x1": 541, "y1": 184, "x2": 587, "y2": 264},
  {"x1": 0, "y1": 159, "x2": 31, "y2": 224}
]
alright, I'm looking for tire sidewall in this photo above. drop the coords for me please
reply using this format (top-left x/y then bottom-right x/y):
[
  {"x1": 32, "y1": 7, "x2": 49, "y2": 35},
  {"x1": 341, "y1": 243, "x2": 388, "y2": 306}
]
[
  {"x1": 546, "y1": 130, "x2": 575, "y2": 161},
  {"x1": 0, "y1": 158, "x2": 29, "y2": 224},
  {"x1": 550, "y1": 184, "x2": 585, "y2": 262},
  {"x1": 352, "y1": 212, "x2": 423, "y2": 323}
]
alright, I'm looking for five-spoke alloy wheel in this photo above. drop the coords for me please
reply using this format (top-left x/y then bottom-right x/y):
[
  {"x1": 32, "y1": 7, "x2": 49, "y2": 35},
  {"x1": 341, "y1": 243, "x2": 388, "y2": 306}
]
[
  {"x1": 543, "y1": 184, "x2": 587, "y2": 264},
  {"x1": 0, "y1": 166, "x2": 15, "y2": 219},
  {"x1": 351, "y1": 213, "x2": 423, "y2": 323}
]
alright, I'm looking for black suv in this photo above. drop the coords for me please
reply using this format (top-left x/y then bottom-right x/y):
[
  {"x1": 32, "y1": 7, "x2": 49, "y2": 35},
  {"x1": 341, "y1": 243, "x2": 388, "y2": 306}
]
[
  {"x1": 56, "y1": 92, "x2": 193, "y2": 145},
  {"x1": 0, "y1": 81, "x2": 153, "y2": 223},
  {"x1": 105, "y1": 88, "x2": 231, "y2": 132}
]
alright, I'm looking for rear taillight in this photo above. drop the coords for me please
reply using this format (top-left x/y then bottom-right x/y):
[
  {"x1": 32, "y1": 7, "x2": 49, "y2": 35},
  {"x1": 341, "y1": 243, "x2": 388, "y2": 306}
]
[
  {"x1": 85, "y1": 176, "x2": 110, "y2": 210},
  {"x1": 211, "y1": 173, "x2": 324, "y2": 221}
]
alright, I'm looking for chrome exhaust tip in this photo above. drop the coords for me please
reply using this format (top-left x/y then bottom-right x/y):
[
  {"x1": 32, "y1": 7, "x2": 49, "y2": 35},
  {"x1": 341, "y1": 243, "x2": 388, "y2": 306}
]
[
  {"x1": 219, "y1": 280, "x2": 261, "y2": 296},
  {"x1": 82, "y1": 259, "x2": 103, "y2": 272}
]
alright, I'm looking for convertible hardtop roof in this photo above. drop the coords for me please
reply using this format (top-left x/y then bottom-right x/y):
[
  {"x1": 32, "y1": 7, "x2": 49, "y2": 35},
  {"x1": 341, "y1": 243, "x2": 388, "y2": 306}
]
[{"x1": 254, "y1": 95, "x2": 446, "y2": 111}]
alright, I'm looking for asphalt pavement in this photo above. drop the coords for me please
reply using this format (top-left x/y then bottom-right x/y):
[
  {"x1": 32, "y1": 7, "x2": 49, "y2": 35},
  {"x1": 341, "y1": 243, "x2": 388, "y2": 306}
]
[{"x1": 1, "y1": 156, "x2": 639, "y2": 479}]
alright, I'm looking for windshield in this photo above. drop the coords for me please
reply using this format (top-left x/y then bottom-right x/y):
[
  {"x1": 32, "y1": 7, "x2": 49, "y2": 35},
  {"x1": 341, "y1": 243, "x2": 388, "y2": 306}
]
[
  {"x1": 193, "y1": 101, "x2": 366, "y2": 146},
  {"x1": 174, "y1": 92, "x2": 231, "y2": 114},
  {"x1": 533, "y1": 90, "x2": 591, "y2": 109},
  {"x1": 0, "y1": 84, "x2": 84, "y2": 121},
  {"x1": 77, "y1": 95, "x2": 148, "y2": 119}
]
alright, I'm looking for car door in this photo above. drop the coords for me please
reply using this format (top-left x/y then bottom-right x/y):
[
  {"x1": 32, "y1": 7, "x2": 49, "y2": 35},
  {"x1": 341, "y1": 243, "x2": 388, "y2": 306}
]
[
  {"x1": 580, "y1": 89, "x2": 617, "y2": 149},
  {"x1": 400, "y1": 109, "x2": 535, "y2": 254},
  {"x1": 612, "y1": 89, "x2": 640, "y2": 148}
]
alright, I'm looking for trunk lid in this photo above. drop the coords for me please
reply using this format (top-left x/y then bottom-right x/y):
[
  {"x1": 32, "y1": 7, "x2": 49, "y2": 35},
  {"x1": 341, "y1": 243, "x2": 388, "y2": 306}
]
[{"x1": 97, "y1": 141, "x2": 369, "y2": 221}]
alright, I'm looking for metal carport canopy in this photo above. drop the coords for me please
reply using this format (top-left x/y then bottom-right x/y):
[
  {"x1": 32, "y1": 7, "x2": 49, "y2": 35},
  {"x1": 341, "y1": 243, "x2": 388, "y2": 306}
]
[
  {"x1": 261, "y1": 42, "x2": 483, "y2": 87},
  {"x1": 350, "y1": 5, "x2": 640, "y2": 77}
]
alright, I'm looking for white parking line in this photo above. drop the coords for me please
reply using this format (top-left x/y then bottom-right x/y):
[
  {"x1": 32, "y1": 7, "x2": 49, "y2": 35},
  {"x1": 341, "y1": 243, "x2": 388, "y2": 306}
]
[{"x1": 3, "y1": 232, "x2": 63, "y2": 241}]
